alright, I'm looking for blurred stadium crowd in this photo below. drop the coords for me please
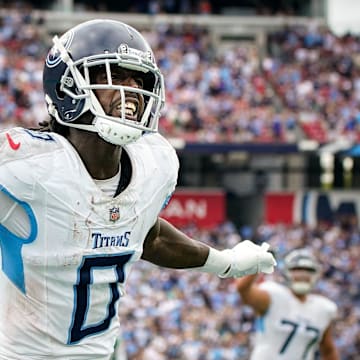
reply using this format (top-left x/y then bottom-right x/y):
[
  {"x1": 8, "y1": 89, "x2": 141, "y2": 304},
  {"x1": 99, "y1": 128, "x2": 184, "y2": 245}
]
[
  {"x1": 119, "y1": 220, "x2": 360, "y2": 359},
  {"x1": 0, "y1": 6, "x2": 360, "y2": 360},
  {"x1": 1, "y1": 7, "x2": 360, "y2": 145}
]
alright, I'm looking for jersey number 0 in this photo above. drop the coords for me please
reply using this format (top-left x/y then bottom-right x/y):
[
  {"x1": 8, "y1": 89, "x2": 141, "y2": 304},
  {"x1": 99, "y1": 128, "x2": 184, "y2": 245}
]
[{"x1": 68, "y1": 253, "x2": 133, "y2": 344}]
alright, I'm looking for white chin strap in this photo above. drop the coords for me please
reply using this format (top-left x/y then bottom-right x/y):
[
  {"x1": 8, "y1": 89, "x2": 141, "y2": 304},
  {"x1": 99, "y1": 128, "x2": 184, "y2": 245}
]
[
  {"x1": 94, "y1": 117, "x2": 143, "y2": 145},
  {"x1": 46, "y1": 97, "x2": 142, "y2": 146},
  {"x1": 290, "y1": 281, "x2": 312, "y2": 295}
]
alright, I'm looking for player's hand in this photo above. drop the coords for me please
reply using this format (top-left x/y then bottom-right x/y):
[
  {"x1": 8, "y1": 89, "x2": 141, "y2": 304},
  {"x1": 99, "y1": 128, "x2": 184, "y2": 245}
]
[{"x1": 219, "y1": 240, "x2": 277, "y2": 278}]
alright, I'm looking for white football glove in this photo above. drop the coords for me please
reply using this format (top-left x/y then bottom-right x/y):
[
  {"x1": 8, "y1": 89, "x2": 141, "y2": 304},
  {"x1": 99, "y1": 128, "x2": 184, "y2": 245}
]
[{"x1": 200, "y1": 240, "x2": 277, "y2": 278}]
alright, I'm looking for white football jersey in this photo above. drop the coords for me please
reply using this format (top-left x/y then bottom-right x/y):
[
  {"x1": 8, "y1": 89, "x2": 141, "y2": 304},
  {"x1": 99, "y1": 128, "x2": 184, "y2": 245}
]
[
  {"x1": 250, "y1": 281, "x2": 337, "y2": 360},
  {"x1": 0, "y1": 128, "x2": 179, "y2": 359}
]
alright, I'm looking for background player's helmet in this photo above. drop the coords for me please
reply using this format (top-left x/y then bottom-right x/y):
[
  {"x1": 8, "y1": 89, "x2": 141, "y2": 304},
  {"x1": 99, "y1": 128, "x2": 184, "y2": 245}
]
[
  {"x1": 43, "y1": 19, "x2": 165, "y2": 145},
  {"x1": 283, "y1": 248, "x2": 321, "y2": 295}
]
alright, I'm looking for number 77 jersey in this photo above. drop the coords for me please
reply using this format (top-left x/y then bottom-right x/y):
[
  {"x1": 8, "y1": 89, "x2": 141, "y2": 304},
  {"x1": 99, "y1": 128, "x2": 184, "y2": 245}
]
[
  {"x1": 250, "y1": 281, "x2": 337, "y2": 360},
  {"x1": 0, "y1": 128, "x2": 179, "y2": 359}
]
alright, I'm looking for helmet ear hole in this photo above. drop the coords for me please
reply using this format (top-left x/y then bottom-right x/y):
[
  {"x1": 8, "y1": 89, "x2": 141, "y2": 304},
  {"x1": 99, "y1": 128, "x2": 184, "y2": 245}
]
[{"x1": 142, "y1": 72, "x2": 156, "y2": 92}]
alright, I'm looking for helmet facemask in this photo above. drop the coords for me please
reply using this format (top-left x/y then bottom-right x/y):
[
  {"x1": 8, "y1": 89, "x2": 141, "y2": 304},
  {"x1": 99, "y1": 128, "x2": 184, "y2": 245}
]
[
  {"x1": 285, "y1": 268, "x2": 319, "y2": 295},
  {"x1": 46, "y1": 34, "x2": 165, "y2": 146},
  {"x1": 283, "y1": 249, "x2": 321, "y2": 295}
]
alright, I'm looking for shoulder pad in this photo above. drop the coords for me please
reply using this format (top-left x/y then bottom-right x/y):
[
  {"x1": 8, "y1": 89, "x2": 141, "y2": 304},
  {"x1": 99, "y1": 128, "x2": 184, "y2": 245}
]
[
  {"x1": 135, "y1": 133, "x2": 179, "y2": 171},
  {"x1": 0, "y1": 127, "x2": 63, "y2": 165}
]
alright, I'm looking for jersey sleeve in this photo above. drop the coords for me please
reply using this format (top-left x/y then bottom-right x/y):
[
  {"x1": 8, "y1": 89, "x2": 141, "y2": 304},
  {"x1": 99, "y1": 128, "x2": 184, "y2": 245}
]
[
  {"x1": 0, "y1": 128, "x2": 64, "y2": 238},
  {"x1": 128, "y1": 132, "x2": 179, "y2": 216},
  {"x1": 259, "y1": 281, "x2": 290, "y2": 309},
  {"x1": 154, "y1": 135, "x2": 179, "y2": 210},
  {"x1": 0, "y1": 128, "x2": 57, "y2": 162},
  {"x1": 0, "y1": 128, "x2": 62, "y2": 185},
  {"x1": 319, "y1": 295, "x2": 338, "y2": 323}
]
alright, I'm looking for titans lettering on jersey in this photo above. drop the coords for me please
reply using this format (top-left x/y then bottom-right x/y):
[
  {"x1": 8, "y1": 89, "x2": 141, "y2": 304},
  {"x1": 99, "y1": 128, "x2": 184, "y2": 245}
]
[
  {"x1": 92, "y1": 231, "x2": 131, "y2": 248},
  {"x1": 0, "y1": 128, "x2": 179, "y2": 359}
]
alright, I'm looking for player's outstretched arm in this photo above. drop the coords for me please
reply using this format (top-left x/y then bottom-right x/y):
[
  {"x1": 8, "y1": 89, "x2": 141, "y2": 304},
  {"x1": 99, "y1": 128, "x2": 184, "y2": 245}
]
[
  {"x1": 141, "y1": 217, "x2": 211, "y2": 268},
  {"x1": 319, "y1": 324, "x2": 340, "y2": 360},
  {"x1": 235, "y1": 275, "x2": 270, "y2": 315},
  {"x1": 141, "y1": 217, "x2": 276, "y2": 278}
]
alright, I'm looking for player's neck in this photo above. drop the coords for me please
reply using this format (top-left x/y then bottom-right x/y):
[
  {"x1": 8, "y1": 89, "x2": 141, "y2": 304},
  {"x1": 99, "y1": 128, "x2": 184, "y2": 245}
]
[
  {"x1": 67, "y1": 130, "x2": 122, "y2": 179},
  {"x1": 293, "y1": 292, "x2": 307, "y2": 302}
]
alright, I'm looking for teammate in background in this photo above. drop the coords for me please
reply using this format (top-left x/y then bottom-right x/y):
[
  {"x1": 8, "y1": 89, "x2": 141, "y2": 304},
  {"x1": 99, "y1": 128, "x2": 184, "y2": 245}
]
[
  {"x1": 0, "y1": 19, "x2": 276, "y2": 359},
  {"x1": 236, "y1": 248, "x2": 339, "y2": 360}
]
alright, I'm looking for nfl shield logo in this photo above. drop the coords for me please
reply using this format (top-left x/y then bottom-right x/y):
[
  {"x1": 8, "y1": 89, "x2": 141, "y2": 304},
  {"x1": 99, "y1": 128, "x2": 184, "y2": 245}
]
[{"x1": 109, "y1": 206, "x2": 120, "y2": 222}]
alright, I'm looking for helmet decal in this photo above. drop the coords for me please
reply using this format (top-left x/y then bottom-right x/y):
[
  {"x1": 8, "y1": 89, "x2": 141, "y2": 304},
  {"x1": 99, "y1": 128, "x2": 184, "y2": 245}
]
[{"x1": 46, "y1": 31, "x2": 74, "y2": 68}]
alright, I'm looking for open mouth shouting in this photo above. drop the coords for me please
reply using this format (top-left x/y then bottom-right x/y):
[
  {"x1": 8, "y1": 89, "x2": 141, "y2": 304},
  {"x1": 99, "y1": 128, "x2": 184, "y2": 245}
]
[{"x1": 111, "y1": 96, "x2": 143, "y2": 121}]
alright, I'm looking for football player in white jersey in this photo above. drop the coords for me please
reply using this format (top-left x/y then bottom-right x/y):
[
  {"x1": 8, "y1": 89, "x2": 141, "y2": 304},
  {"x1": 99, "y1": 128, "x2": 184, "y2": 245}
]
[
  {"x1": 236, "y1": 248, "x2": 339, "y2": 360},
  {"x1": 0, "y1": 19, "x2": 276, "y2": 360}
]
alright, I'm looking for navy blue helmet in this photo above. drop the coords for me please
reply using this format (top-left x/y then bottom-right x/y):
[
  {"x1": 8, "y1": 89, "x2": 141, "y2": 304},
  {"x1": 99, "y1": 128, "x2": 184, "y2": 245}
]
[{"x1": 43, "y1": 19, "x2": 165, "y2": 145}]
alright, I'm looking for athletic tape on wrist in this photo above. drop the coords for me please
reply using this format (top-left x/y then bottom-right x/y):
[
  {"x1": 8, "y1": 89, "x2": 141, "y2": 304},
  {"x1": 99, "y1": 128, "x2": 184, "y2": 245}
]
[{"x1": 199, "y1": 247, "x2": 231, "y2": 276}]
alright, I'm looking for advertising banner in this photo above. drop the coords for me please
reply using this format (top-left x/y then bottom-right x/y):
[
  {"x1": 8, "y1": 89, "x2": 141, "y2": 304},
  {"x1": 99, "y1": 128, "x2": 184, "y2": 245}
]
[
  {"x1": 160, "y1": 188, "x2": 225, "y2": 229},
  {"x1": 265, "y1": 191, "x2": 359, "y2": 226}
]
